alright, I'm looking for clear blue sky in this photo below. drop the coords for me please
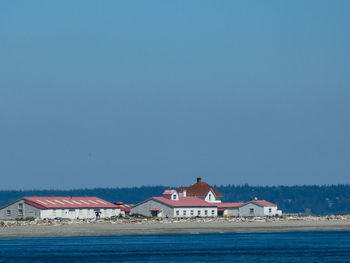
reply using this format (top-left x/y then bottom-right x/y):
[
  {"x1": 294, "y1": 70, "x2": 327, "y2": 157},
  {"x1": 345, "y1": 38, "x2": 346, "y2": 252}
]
[{"x1": 1, "y1": 1, "x2": 349, "y2": 189}]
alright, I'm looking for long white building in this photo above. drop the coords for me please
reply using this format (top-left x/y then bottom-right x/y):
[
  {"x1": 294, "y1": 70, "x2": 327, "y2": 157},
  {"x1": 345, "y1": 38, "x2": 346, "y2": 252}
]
[
  {"x1": 0, "y1": 196, "x2": 121, "y2": 220},
  {"x1": 132, "y1": 178, "x2": 283, "y2": 218},
  {"x1": 131, "y1": 190, "x2": 218, "y2": 218}
]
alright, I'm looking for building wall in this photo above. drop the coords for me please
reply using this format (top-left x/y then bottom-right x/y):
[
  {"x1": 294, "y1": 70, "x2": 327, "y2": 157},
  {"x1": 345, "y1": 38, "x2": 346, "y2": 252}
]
[
  {"x1": 239, "y1": 203, "x2": 281, "y2": 216},
  {"x1": 204, "y1": 190, "x2": 221, "y2": 203},
  {"x1": 0, "y1": 199, "x2": 120, "y2": 220},
  {"x1": 131, "y1": 199, "x2": 173, "y2": 217},
  {"x1": 239, "y1": 203, "x2": 265, "y2": 216},
  {"x1": 0, "y1": 200, "x2": 41, "y2": 219},
  {"x1": 173, "y1": 207, "x2": 217, "y2": 217},
  {"x1": 225, "y1": 207, "x2": 239, "y2": 216},
  {"x1": 131, "y1": 199, "x2": 218, "y2": 218},
  {"x1": 263, "y1": 206, "x2": 279, "y2": 216},
  {"x1": 39, "y1": 208, "x2": 120, "y2": 219}
]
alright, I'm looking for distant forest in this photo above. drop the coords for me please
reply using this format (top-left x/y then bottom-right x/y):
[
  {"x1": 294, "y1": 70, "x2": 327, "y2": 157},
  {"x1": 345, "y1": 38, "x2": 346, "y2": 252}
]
[{"x1": 1, "y1": 185, "x2": 350, "y2": 215}]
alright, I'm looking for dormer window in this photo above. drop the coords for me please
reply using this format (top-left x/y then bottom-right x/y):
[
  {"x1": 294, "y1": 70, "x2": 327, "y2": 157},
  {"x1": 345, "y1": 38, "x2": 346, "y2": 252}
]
[
  {"x1": 163, "y1": 190, "x2": 179, "y2": 200},
  {"x1": 209, "y1": 194, "x2": 212, "y2": 201}
]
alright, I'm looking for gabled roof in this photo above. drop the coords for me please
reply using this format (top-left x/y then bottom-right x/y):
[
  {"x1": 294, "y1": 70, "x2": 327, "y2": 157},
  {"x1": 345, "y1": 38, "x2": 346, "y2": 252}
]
[
  {"x1": 162, "y1": 190, "x2": 177, "y2": 195},
  {"x1": 150, "y1": 208, "x2": 162, "y2": 211},
  {"x1": 178, "y1": 182, "x2": 222, "y2": 198},
  {"x1": 114, "y1": 202, "x2": 132, "y2": 213},
  {"x1": 245, "y1": 200, "x2": 277, "y2": 207},
  {"x1": 216, "y1": 202, "x2": 245, "y2": 208},
  {"x1": 23, "y1": 196, "x2": 119, "y2": 209},
  {"x1": 216, "y1": 200, "x2": 277, "y2": 211},
  {"x1": 152, "y1": 196, "x2": 216, "y2": 208}
]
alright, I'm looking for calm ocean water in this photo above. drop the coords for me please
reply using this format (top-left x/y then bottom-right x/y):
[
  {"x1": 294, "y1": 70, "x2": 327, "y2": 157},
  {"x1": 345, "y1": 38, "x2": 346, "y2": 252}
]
[{"x1": 0, "y1": 231, "x2": 349, "y2": 262}]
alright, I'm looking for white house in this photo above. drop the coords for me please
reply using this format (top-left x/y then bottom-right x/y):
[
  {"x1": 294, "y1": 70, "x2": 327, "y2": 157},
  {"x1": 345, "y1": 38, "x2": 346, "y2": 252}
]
[
  {"x1": 131, "y1": 190, "x2": 218, "y2": 218},
  {"x1": 238, "y1": 200, "x2": 282, "y2": 216},
  {"x1": 178, "y1": 177, "x2": 222, "y2": 203},
  {"x1": 0, "y1": 196, "x2": 121, "y2": 220}
]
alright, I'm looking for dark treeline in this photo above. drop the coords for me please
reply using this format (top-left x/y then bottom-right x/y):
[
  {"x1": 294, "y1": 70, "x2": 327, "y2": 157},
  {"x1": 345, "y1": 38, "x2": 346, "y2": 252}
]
[
  {"x1": 216, "y1": 184, "x2": 350, "y2": 215},
  {"x1": 1, "y1": 184, "x2": 349, "y2": 215}
]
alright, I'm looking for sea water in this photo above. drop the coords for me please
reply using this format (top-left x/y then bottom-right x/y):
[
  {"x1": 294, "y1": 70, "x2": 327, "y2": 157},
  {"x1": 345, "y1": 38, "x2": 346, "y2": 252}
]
[{"x1": 0, "y1": 231, "x2": 349, "y2": 262}]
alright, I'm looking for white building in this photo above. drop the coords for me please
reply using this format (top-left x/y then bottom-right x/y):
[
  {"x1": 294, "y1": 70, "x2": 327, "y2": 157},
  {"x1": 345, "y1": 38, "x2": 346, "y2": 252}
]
[
  {"x1": 131, "y1": 190, "x2": 218, "y2": 218},
  {"x1": 217, "y1": 199, "x2": 282, "y2": 217},
  {"x1": 238, "y1": 199, "x2": 282, "y2": 216},
  {"x1": 0, "y1": 196, "x2": 121, "y2": 220},
  {"x1": 178, "y1": 177, "x2": 222, "y2": 203}
]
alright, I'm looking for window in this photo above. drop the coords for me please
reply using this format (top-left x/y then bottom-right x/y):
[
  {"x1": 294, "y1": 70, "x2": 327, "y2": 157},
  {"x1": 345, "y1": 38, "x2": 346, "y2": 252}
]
[
  {"x1": 183, "y1": 210, "x2": 186, "y2": 216},
  {"x1": 204, "y1": 210, "x2": 208, "y2": 216},
  {"x1": 197, "y1": 210, "x2": 201, "y2": 216},
  {"x1": 176, "y1": 210, "x2": 179, "y2": 216},
  {"x1": 173, "y1": 194, "x2": 177, "y2": 200},
  {"x1": 208, "y1": 194, "x2": 212, "y2": 201},
  {"x1": 18, "y1": 203, "x2": 23, "y2": 209},
  {"x1": 269, "y1": 208, "x2": 272, "y2": 213},
  {"x1": 211, "y1": 210, "x2": 215, "y2": 216},
  {"x1": 190, "y1": 210, "x2": 194, "y2": 216},
  {"x1": 6, "y1": 210, "x2": 11, "y2": 216},
  {"x1": 250, "y1": 208, "x2": 254, "y2": 215}
]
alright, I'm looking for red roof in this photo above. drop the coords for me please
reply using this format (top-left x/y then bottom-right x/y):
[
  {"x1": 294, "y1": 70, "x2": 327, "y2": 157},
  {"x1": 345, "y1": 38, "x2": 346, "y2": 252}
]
[
  {"x1": 178, "y1": 182, "x2": 222, "y2": 198},
  {"x1": 150, "y1": 208, "x2": 162, "y2": 211},
  {"x1": 114, "y1": 202, "x2": 132, "y2": 212},
  {"x1": 250, "y1": 200, "x2": 277, "y2": 207},
  {"x1": 152, "y1": 196, "x2": 216, "y2": 207},
  {"x1": 162, "y1": 190, "x2": 177, "y2": 195},
  {"x1": 216, "y1": 200, "x2": 277, "y2": 210},
  {"x1": 163, "y1": 190, "x2": 177, "y2": 195},
  {"x1": 216, "y1": 202, "x2": 245, "y2": 209},
  {"x1": 23, "y1": 196, "x2": 119, "y2": 209}
]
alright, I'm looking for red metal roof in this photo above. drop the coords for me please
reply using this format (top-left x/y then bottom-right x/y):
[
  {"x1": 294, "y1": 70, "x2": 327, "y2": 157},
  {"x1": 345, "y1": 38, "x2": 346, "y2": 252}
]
[
  {"x1": 216, "y1": 200, "x2": 277, "y2": 210},
  {"x1": 162, "y1": 190, "x2": 177, "y2": 195},
  {"x1": 153, "y1": 196, "x2": 216, "y2": 207},
  {"x1": 178, "y1": 182, "x2": 222, "y2": 198},
  {"x1": 23, "y1": 197, "x2": 119, "y2": 209},
  {"x1": 216, "y1": 202, "x2": 245, "y2": 209},
  {"x1": 150, "y1": 208, "x2": 162, "y2": 211},
  {"x1": 114, "y1": 202, "x2": 132, "y2": 212},
  {"x1": 251, "y1": 200, "x2": 277, "y2": 207}
]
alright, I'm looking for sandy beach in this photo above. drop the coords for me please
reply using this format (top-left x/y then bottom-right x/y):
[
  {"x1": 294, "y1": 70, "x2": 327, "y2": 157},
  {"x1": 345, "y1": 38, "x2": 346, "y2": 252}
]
[{"x1": 1, "y1": 216, "x2": 350, "y2": 238}]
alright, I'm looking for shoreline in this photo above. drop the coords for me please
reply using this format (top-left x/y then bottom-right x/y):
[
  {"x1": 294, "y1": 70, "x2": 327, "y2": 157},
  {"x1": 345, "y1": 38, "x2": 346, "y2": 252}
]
[{"x1": 1, "y1": 216, "x2": 350, "y2": 238}]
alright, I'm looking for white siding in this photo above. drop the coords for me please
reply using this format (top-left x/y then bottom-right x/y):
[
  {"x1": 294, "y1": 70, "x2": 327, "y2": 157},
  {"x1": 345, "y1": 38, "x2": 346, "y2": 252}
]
[
  {"x1": 39, "y1": 208, "x2": 120, "y2": 219},
  {"x1": 173, "y1": 207, "x2": 217, "y2": 217},
  {"x1": 239, "y1": 203, "x2": 265, "y2": 216},
  {"x1": 225, "y1": 207, "x2": 239, "y2": 216},
  {"x1": 204, "y1": 190, "x2": 221, "y2": 203},
  {"x1": 0, "y1": 200, "x2": 41, "y2": 219},
  {"x1": 131, "y1": 199, "x2": 174, "y2": 217},
  {"x1": 131, "y1": 199, "x2": 218, "y2": 218},
  {"x1": 239, "y1": 203, "x2": 280, "y2": 216}
]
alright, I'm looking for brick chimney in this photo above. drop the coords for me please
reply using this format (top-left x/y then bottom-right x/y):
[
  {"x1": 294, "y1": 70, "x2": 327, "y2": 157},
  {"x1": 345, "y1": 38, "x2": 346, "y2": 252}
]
[{"x1": 197, "y1": 177, "x2": 202, "y2": 183}]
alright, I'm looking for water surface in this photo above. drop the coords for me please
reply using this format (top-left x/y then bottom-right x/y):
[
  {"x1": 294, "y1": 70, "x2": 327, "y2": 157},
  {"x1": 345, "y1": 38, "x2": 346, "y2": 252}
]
[{"x1": 0, "y1": 231, "x2": 349, "y2": 262}]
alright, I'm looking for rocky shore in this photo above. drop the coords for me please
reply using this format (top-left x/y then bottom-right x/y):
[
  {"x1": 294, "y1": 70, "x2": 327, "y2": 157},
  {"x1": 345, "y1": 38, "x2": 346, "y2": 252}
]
[{"x1": 1, "y1": 215, "x2": 350, "y2": 238}]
